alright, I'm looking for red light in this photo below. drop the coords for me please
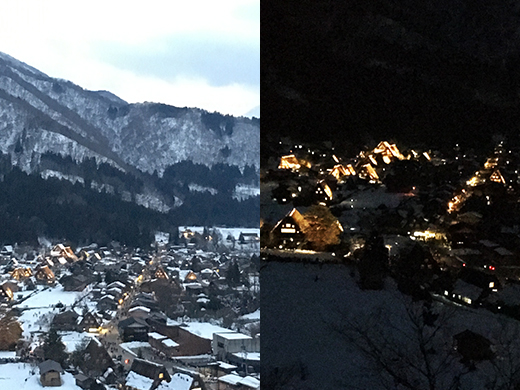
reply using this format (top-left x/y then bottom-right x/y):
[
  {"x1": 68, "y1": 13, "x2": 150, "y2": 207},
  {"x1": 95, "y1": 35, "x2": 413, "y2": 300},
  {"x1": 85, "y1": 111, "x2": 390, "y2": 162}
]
[
  {"x1": 462, "y1": 263, "x2": 466, "y2": 267},
  {"x1": 125, "y1": 359, "x2": 130, "y2": 364},
  {"x1": 490, "y1": 266, "x2": 495, "y2": 271}
]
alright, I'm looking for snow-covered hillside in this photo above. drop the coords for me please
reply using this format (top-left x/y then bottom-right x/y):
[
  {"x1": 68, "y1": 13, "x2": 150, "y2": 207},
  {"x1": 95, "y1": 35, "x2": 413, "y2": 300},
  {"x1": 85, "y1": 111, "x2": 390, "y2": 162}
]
[
  {"x1": 262, "y1": 260, "x2": 520, "y2": 389},
  {"x1": 0, "y1": 51, "x2": 260, "y2": 176}
]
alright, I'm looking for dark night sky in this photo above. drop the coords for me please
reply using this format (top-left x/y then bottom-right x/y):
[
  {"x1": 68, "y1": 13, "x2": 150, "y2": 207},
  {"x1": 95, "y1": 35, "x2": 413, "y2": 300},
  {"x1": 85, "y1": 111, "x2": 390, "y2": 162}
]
[{"x1": 262, "y1": 1, "x2": 520, "y2": 154}]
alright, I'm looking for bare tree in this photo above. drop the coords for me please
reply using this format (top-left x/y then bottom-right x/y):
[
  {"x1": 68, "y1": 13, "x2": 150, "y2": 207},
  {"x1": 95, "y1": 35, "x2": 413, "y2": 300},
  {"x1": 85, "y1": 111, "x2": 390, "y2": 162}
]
[
  {"x1": 329, "y1": 298, "x2": 470, "y2": 390},
  {"x1": 485, "y1": 319, "x2": 520, "y2": 390}
]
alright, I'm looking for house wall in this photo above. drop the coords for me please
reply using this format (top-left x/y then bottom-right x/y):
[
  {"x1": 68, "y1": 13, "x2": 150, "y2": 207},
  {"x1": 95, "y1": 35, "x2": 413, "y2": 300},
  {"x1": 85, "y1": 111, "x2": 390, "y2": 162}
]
[
  {"x1": 41, "y1": 372, "x2": 61, "y2": 386},
  {"x1": 176, "y1": 328, "x2": 212, "y2": 356}
]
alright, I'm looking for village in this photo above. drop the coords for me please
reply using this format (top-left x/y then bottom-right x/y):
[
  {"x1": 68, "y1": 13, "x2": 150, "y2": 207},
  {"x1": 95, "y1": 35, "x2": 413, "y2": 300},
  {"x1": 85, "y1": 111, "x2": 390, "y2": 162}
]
[
  {"x1": 0, "y1": 227, "x2": 260, "y2": 390},
  {"x1": 261, "y1": 138, "x2": 520, "y2": 323}
]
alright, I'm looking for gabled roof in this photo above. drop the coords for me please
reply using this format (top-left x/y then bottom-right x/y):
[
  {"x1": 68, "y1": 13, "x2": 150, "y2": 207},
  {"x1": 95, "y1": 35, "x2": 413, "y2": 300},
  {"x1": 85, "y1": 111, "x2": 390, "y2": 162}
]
[
  {"x1": 129, "y1": 358, "x2": 171, "y2": 383},
  {"x1": 38, "y1": 359, "x2": 63, "y2": 374},
  {"x1": 271, "y1": 208, "x2": 309, "y2": 233}
]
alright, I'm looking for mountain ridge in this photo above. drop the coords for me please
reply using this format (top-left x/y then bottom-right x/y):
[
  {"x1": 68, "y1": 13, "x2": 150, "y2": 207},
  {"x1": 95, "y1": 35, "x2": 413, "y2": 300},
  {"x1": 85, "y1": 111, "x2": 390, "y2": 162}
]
[{"x1": 0, "y1": 52, "x2": 259, "y2": 244}]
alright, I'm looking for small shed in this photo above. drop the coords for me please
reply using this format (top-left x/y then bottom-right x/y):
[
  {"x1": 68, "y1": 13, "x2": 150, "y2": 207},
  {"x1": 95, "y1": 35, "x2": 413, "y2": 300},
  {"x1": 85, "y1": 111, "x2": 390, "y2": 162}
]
[{"x1": 39, "y1": 359, "x2": 63, "y2": 387}]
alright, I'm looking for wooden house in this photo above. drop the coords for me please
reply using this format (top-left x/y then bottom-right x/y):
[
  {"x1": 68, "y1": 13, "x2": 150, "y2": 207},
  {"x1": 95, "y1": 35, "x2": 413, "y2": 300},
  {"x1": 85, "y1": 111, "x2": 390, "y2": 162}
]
[
  {"x1": 154, "y1": 266, "x2": 169, "y2": 280},
  {"x1": 35, "y1": 265, "x2": 55, "y2": 285},
  {"x1": 97, "y1": 294, "x2": 118, "y2": 311},
  {"x1": 10, "y1": 267, "x2": 32, "y2": 280},
  {"x1": 75, "y1": 338, "x2": 113, "y2": 377},
  {"x1": 119, "y1": 317, "x2": 150, "y2": 342},
  {"x1": 52, "y1": 310, "x2": 79, "y2": 331},
  {"x1": 39, "y1": 359, "x2": 63, "y2": 387},
  {"x1": 74, "y1": 373, "x2": 94, "y2": 390},
  {"x1": 278, "y1": 154, "x2": 304, "y2": 171},
  {"x1": 50, "y1": 244, "x2": 78, "y2": 262},
  {"x1": 269, "y1": 208, "x2": 309, "y2": 249},
  {"x1": 78, "y1": 311, "x2": 102, "y2": 332},
  {"x1": 0, "y1": 283, "x2": 13, "y2": 302},
  {"x1": 125, "y1": 358, "x2": 171, "y2": 390}
]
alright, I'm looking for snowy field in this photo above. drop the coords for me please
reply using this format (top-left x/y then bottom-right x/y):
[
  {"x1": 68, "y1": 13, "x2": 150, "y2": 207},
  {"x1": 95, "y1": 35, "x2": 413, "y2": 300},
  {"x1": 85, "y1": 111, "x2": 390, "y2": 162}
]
[
  {"x1": 262, "y1": 260, "x2": 520, "y2": 389},
  {"x1": 14, "y1": 286, "x2": 83, "y2": 309},
  {"x1": 15, "y1": 287, "x2": 85, "y2": 338},
  {"x1": 0, "y1": 363, "x2": 81, "y2": 389}
]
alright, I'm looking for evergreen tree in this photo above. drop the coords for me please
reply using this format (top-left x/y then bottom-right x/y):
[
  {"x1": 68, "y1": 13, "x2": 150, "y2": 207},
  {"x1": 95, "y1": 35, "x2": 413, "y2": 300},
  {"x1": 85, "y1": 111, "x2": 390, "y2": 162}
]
[
  {"x1": 358, "y1": 232, "x2": 389, "y2": 290},
  {"x1": 42, "y1": 328, "x2": 68, "y2": 365},
  {"x1": 227, "y1": 260, "x2": 241, "y2": 286}
]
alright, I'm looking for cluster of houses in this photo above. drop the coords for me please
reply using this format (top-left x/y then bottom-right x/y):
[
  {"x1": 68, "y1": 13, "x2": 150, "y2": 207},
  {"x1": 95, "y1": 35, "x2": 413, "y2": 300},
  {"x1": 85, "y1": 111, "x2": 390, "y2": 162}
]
[
  {"x1": 0, "y1": 229, "x2": 260, "y2": 390},
  {"x1": 262, "y1": 138, "x2": 520, "y2": 322}
]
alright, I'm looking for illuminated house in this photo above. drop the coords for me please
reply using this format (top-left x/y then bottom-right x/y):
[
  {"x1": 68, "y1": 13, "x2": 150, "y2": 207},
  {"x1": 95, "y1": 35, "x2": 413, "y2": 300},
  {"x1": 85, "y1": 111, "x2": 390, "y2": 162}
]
[
  {"x1": 0, "y1": 284, "x2": 13, "y2": 301},
  {"x1": 489, "y1": 169, "x2": 506, "y2": 184},
  {"x1": 372, "y1": 141, "x2": 405, "y2": 164},
  {"x1": 484, "y1": 157, "x2": 499, "y2": 170},
  {"x1": 78, "y1": 312, "x2": 102, "y2": 332},
  {"x1": 154, "y1": 266, "x2": 169, "y2": 280},
  {"x1": 278, "y1": 154, "x2": 311, "y2": 171},
  {"x1": 330, "y1": 164, "x2": 356, "y2": 180},
  {"x1": 315, "y1": 181, "x2": 333, "y2": 202},
  {"x1": 10, "y1": 267, "x2": 32, "y2": 280},
  {"x1": 357, "y1": 164, "x2": 379, "y2": 181},
  {"x1": 50, "y1": 244, "x2": 78, "y2": 262},
  {"x1": 184, "y1": 271, "x2": 198, "y2": 282},
  {"x1": 125, "y1": 358, "x2": 171, "y2": 390},
  {"x1": 35, "y1": 265, "x2": 55, "y2": 285},
  {"x1": 270, "y1": 208, "x2": 309, "y2": 249}
]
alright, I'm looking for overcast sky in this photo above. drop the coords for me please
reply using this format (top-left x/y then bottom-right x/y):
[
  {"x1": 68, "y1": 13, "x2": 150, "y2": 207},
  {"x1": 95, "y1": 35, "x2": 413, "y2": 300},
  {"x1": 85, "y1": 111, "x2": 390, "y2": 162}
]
[{"x1": 0, "y1": 0, "x2": 259, "y2": 117}]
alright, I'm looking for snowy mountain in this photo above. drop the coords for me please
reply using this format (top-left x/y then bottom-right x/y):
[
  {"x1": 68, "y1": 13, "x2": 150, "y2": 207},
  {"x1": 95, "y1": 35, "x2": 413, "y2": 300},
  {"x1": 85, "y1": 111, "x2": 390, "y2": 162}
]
[
  {"x1": 0, "y1": 51, "x2": 259, "y2": 176},
  {"x1": 0, "y1": 52, "x2": 259, "y2": 244}
]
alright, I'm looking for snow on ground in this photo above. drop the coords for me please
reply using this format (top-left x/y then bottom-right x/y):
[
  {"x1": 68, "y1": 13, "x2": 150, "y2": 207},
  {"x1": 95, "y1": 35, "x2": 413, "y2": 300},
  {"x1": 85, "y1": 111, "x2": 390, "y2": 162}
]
[
  {"x1": 18, "y1": 307, "x2": 58, "y2": 338},
  {"x1": 239, "y1": 309, "x2": 260, "y2": 321},
  {"x1": 262, "y1": 260, "x2": 520, "y2": 389},
  {"x1": 14, "y1": 286, "x2": 82, "y2": 309},
  {"x1": 0, "y1": 363, "x2": 81, "y2": 389},
  {"x1": 15, "y1": 287, "x2": 85, "y2": 339}
]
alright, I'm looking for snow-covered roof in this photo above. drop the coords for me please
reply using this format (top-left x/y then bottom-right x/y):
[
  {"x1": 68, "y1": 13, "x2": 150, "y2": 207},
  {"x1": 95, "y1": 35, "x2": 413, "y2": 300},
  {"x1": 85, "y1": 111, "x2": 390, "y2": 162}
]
[
  {"x1": 217, "y1": 361, "x2": 238, "y2": 370},
  {"x1": 215, "y1": 332, "x2": 253, "y2": 340},
  {"x1": 125, "y1": 371, "x2": 154, "y2": 390},
  {"x1": 148, "y1": 332, "x2": 167, "y2": 340},
  {"x1": 180, "y1": 322, "x2": 233, "y2": 340},
  {"x1": 162, "y1": 339, "x2": 179, "y2": 348},
  {"x1": 166, "y1": 318, "x2": 181, "y2": 327},
  {"x1": 129, "y1": 306, "x2": 151, "y2": 313},
  {"x1": 231, "y1": 351, "x2": 261, "y2": 361},
  {"x1": 157, "y1": 373, "x2": 193, "y2": 390},
  {"x1": 219, "y1": 374, "x2": 260, "y2": 388}
]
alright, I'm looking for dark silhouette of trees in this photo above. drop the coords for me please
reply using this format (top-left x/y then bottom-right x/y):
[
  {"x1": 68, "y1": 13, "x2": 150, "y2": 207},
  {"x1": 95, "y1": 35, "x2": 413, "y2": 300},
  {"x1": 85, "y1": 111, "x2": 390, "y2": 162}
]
[
  {"x1": 42, "y1": 328, "x2": 68, "y2": 365},
  {"x1": 359, "y1": 232, "x2": 389, "y2": 290}
]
